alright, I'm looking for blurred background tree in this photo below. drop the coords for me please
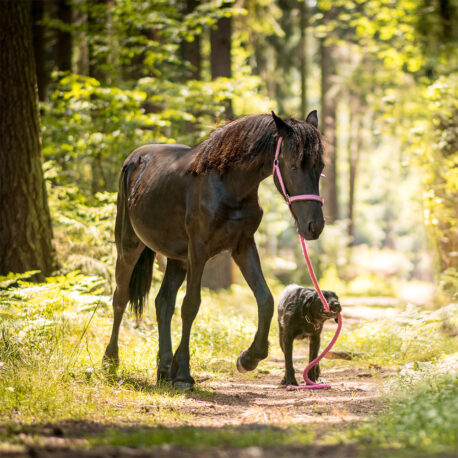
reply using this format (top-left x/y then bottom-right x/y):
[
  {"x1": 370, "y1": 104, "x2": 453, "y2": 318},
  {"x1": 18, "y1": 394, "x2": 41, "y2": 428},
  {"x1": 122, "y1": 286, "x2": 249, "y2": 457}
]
[{"x1": 3, "y1": 0, "x2": 455, "y2": 303}]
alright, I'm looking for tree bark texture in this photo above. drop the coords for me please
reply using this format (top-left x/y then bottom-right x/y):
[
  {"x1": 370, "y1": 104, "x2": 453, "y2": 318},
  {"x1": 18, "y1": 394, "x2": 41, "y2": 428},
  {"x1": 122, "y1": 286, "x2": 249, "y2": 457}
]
[
  {"x1": 320, "y1": 39, "x2": 339, "y2": 223},
  {"x1": 210, "y1": 15, "x2": 233, "y2": 118},
  {"x1": 31, "y1": 0, "x2": 47, "y2": 100},
  {"x1": 347, "y1": 94, "x2": 362, "y2": 246},
  {"x1": 299, "y1": 0, "x2": 308, "y2": 118},
  {"x1": 203, "y1": 8, "x2": 234, "y2": 289},
  {"x1": 88, "y1": 0, "x2": 108, "y2": 83},
  {"x1": 202, "y1": 252, "x2": 233, "y2": 290},
  {"x1": 183, "y1": 0, "x2": 201, "y2": 80},
  {"x1": 0, "y1": 1, "x2": 55, "y2": 278},
  {"x1": 56, "y1": 0, "x2": 72, "y2": 72}
]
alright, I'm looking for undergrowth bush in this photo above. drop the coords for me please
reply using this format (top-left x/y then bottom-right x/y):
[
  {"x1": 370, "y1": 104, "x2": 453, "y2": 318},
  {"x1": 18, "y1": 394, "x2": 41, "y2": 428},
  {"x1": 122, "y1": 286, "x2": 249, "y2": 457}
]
[
  {"x1": 333, "y1": 303, "x2": 458, "y2": 365},
  {"x1": 354, "y1": 375, "x2": 457, "y2": 455}
]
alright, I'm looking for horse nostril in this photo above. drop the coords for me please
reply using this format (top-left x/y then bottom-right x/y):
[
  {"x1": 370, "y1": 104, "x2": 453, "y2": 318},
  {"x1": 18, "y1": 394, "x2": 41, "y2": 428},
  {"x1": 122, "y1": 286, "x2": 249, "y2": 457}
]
[{"x1": 308, "y1": 221, "x2": 315, "y2": 235}]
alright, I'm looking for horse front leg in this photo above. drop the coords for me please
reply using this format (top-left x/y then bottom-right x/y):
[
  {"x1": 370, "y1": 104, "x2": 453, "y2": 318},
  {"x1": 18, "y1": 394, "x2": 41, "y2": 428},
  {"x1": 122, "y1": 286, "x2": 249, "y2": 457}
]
[
  {"x1": 232, "y1": 237, "x2": 274, "y2": 373},
  {"x1": 170, "y1": 242, "x2": 206, "y2": 390}
]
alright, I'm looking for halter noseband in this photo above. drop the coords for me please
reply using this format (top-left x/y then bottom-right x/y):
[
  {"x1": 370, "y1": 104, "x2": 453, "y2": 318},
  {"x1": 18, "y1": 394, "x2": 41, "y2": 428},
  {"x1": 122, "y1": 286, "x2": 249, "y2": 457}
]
[{"x1": 272, "y1": 137, "x2": 324, "y2": 206}]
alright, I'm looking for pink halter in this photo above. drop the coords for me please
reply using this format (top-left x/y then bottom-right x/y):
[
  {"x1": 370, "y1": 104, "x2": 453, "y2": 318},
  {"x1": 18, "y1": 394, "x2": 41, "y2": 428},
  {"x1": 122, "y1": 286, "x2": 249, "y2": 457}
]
[
  {"x1": 272, "y1": 137, "x2": 324, "y2": 206},
  {"x1": 272, "y1": 136, "x2": 342, "y2": 390}
]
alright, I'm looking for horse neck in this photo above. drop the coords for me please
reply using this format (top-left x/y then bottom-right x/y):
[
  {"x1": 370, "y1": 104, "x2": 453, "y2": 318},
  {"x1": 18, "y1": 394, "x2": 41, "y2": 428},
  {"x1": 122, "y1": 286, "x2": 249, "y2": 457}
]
[{"x1": 222, "y1": 146, "x2": 276, "y2": 200}]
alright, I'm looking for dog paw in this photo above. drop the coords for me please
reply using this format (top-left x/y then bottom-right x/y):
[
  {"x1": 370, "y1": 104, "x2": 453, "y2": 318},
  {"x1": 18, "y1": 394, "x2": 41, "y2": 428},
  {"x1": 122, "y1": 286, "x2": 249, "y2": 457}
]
[{"x1": 281, "y1": 376, "x2": 298, "y2": 386}]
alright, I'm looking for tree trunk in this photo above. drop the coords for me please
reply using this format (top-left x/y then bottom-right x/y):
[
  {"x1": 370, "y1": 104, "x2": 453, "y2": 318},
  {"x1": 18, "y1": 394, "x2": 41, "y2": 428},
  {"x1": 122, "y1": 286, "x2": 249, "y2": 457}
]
[
  {"x1": 0, "y1": 1, "x2": 55, "y2": 279},
  {"x1": 183, "y1": 0, "x2": 201, "y2": 80},
  {"x1": 210, "y1": 14, "x2": 233, "y2": 119},
  {"x1": 31, "y1": 0, "x2": 47, "y2": 101},
  {"x1": 299, "y1": 0, "x2": 308, "y2": 118},
  {"x1": 202, "y1": 253, "x2": 233, "y2": 290},
  {"x1": 320, "y1": 39, "x2": 339, "y2": 223},
  {"x1": 87, "y1": 0, "x2": 107, "y2": 83},
  {"x1": 203, "y1": 7, "x2": 234, "y2": 289},
  {"x1": 347, "y1": 93, "x2": 362, "y2": 246},
  {"x1": 56, "y1": 0, "x2": 72, "y2": 72}
]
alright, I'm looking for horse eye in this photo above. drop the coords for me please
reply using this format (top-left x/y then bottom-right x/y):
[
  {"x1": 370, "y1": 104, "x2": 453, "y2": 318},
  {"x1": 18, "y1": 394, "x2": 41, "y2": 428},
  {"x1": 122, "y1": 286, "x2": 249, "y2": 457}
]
[{"x1": 290, "y1": 164, "x2": 297, "y2": 171}]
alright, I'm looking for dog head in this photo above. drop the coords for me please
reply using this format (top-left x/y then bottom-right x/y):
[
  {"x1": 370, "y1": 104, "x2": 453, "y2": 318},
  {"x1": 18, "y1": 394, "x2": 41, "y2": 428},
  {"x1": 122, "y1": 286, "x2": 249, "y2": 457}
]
[{"x1": 303, "y1": 290, "x2": 341, "y2": 324}]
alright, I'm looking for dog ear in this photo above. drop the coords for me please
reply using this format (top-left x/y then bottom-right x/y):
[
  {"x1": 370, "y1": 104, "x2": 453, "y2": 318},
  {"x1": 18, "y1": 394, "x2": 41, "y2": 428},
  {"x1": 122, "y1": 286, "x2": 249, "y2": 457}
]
[{"x1": 301, "y1": 290, "x2": 317, "y2": 318}]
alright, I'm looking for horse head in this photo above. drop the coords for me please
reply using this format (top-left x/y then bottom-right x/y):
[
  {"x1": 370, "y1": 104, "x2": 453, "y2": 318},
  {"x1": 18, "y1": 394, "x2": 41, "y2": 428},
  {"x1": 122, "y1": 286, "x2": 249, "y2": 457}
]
[{"x1": 272, "y1": 111, "x2": 325, "y2": 240}]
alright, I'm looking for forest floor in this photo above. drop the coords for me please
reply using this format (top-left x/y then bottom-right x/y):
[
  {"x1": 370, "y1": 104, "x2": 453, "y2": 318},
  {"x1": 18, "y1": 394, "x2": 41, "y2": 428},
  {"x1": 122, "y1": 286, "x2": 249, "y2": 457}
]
[
  {"x1": 2, "y1": 302, "x2": 406, "y2": 458},
  {"x1": 4, "y1": 370, "x2": 384, "y2": 458},
  {"x1": 1, "y1": 272, "x2": 456, "y2": 458}
]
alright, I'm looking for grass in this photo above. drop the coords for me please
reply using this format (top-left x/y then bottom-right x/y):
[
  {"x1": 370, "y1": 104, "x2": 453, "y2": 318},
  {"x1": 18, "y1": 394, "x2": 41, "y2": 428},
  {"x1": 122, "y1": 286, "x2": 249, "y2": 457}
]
[
  {"x1": 352, "y1": 374, "x2": 458, "y2": 456},
  {"x1": 1, "y1": 270, "x2": 456, "y2": 455},
  {"x1": 320, "y1": 302, "x2": 458, "y2": 367},
  {"x1": 88, "y1": 425, "x2": 314, "y2": 449}
]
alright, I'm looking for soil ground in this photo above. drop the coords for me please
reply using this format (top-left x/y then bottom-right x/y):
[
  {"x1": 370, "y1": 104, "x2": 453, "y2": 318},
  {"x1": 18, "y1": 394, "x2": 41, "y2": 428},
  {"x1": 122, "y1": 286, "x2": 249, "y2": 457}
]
[{"x1": 2, "y1": 302, "x2": 397, "y2": 457}]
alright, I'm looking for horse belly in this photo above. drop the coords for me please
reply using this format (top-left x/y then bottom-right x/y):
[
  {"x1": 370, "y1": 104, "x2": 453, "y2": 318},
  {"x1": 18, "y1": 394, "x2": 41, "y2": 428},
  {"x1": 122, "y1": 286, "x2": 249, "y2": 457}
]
[{"x1": 129, "y1": 194, "x2": 189, "y2": 260}]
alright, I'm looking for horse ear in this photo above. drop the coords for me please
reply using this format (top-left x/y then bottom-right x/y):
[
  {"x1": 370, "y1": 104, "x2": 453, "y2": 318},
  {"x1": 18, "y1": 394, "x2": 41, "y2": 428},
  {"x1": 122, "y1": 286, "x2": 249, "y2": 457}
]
[
  {"x1": 306, "y1": 110, "x2": 319, "y2": 128},
  {"x1": 272, "y1": 111, "x2": 290, "y2": 137}
]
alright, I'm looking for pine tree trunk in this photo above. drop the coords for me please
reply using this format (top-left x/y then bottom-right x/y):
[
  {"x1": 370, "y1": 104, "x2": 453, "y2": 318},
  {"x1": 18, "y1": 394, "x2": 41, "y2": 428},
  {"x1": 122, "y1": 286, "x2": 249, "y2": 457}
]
[
  {"x1": 183, "y1": 0, "x2": 201, "y2": 80},
  {"x1": 0, "y1": 1, "x2": 55, "y2": 279},
  {"x1": 31, "y1": 0, "x2": 47, "y2": 101},
  {"x1": 347, "y1": 94, "x2": 362, "y2": 246},
  {"x1": 299, "y1": 0, "x2": 308, "y2": 118},
  {"x1": 203, "y1": 7, "x2": 234, "y2": 289},
  {"x1": 210, "y1": 15, "x2": 233, "y2": 118},
  {"x1": 320, "y1": 39, "x2": 339, "y2": 223},
  {"x1": 56, "y1": 0, "x2": 72, "y2": 72},
  {"x1": 88, "y1": 0, "x2": 107, "y2": 83}
]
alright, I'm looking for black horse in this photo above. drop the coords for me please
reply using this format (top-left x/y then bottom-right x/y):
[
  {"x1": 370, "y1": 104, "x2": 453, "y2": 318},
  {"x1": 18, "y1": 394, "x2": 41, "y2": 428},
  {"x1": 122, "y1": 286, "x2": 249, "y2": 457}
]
[{"x1": 103, "y1": 111, "x2": 325, "y2": 390}]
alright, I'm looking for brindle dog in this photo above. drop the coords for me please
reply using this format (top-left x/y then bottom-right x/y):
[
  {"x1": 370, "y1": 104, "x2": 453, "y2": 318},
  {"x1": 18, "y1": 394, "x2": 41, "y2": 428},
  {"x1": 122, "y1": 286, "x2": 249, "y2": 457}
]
[{"x1": 278, "y1": 285, "x2": 341, "y2": 386}]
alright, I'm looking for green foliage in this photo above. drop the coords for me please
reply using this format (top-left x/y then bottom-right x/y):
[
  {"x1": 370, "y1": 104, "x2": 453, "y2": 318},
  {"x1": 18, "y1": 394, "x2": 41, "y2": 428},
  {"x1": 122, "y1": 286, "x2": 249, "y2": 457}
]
[
  {"x1": 89, "y1": 425, "x2": 314, "y2": 449},
  {"x1": 335, "y1": 304, "x2": 458, "y2": 365},
  {"x1": 421, "y1": 75, "x2": 458, "y2": 297},
  {"x1": 354, "y1": 375, "x2": 458, "y2": 455},
  {"x1": 45, "y1": 181, "x2": 117, "y2": 283},
  {"x1": 42, "y1": 71, "x2": 267, "y2": 192}
]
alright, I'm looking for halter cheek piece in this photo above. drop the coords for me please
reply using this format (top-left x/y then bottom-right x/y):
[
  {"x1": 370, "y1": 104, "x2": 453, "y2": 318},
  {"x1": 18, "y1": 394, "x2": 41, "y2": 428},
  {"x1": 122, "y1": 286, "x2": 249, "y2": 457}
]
[
  {"x1": 272, "y1": 137, "x2": 324, "y2": 206},
  {"x1": 272, "y1": 136, "x2": 342, "y2": 391}
]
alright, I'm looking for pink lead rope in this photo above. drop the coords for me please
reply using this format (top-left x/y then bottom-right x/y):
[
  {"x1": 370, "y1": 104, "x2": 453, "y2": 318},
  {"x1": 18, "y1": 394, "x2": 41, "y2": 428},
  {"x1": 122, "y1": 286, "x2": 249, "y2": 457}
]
[{"x1": 273, "y1": 137, "x2": 342, "y2": 390}]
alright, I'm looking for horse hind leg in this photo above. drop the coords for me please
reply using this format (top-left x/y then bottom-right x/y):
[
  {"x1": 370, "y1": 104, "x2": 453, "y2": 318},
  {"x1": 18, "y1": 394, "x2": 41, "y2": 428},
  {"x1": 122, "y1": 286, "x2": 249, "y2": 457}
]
[
  {"x1": 103, "y1": 244, "x2": 155, "y2": 373},
  {"x1": 155, "y1": 258, "x2": 186, "y2": 383}
]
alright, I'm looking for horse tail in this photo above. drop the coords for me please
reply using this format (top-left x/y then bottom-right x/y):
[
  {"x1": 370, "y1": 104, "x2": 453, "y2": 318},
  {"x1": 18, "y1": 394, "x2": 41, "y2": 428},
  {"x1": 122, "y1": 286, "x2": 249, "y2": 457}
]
[
  {"x1": 129, "y1": 247, "x2": 155, "y2": 318},
  {"x1": 117, "y1": 159, "x2": 155, "y2": 318}
]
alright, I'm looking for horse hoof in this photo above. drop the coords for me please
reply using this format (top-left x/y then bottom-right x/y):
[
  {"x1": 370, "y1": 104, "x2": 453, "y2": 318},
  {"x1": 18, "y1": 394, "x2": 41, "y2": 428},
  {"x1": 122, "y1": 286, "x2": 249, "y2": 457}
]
[
  {"x1": 102, "y1": 354, "x2": 119, "y2": 374},
  {"x1": 173, "y1": 381, "x2": 194, "y2": 391},
  {"x1": 236, "y1": 355, "x2": 248, "y2": 373},
  {"x1": 157, "y1": 369, "x2": 172, "y2": 384}
]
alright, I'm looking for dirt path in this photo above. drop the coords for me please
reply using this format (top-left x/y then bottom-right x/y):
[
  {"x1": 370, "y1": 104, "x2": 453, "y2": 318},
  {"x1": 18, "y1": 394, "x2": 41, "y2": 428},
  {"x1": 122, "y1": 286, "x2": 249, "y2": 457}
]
[
  {"x1": 4, "y1": 303, "x2": 396, "y2": 457},
  {"x1": 189, "y1": 365, "x2": 386, "y2": 431}
]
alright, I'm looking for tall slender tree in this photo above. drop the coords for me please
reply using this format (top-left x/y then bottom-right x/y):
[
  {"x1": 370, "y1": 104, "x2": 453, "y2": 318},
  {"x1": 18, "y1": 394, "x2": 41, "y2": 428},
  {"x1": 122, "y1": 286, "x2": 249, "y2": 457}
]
[
  {"x1": 182, "y1": 0, "x2": 201, "y2": 80},
  {"x1": 87, "y1": 0, "x2": 108, "y2": 83},
  {"x1": 31, "y1": 0, "x2": 47, "y2": 100},
  {"x1": 347, "y1": 91, "x2": 362, "y2": 246},
  {"x1": 0, "y1": 1, "x2": 55, "y2": 278},
  {"x1": 299, "y1": 0, "x2": 308, "y2": 118},
  {"x1": 320, "y1": 36, "x2": 339, "y2": 223},
  {"x1": 210, "y1": 10, "x2": 233, "y2": 119},
  {"x1": 202, "y1": 6, "x2": 235, "y2": 288},
  {"x1": 56, "y1": 0, "x2": 73, "y2": 72}
]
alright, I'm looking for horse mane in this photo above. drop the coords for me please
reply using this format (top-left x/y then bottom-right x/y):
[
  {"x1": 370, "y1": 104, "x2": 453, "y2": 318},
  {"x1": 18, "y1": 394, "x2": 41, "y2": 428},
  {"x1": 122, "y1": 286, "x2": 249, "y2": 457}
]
[{"x1": 188, "y1": 114, "x2": 323, "y2": 175}]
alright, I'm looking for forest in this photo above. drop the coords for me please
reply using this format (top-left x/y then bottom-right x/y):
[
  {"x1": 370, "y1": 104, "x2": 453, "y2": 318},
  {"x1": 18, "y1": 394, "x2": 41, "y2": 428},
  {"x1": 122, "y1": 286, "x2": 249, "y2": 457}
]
[{"x1": 0, "y1": 0, "x2": 456, "y2": 456}]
